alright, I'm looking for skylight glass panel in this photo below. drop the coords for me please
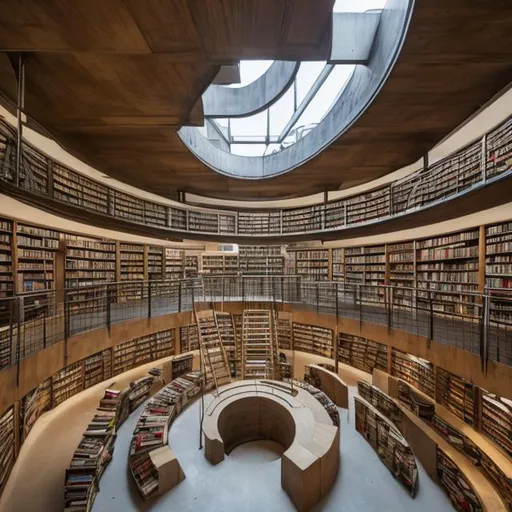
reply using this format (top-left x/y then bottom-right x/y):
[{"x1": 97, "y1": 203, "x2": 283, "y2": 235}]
[
  {"x1": 228, "y1": 61, "x2": 273, "y2": 88},
  {"x1": 269, "y1": 86, "x2": 294, "y2": 136},
  {"x1": 296, "y1": 62, "x2": 326, "y2": 105}
]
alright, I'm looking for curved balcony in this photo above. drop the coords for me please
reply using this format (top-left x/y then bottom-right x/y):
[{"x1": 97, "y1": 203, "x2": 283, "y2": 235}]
[{"x1": 1, "y1": 117, "x2": 511, "y2": 242}]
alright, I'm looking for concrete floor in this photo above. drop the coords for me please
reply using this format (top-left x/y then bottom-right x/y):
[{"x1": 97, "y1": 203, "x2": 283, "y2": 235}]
[{"x1": 94, "y1": 382, "x2": 454, "y2": 512}]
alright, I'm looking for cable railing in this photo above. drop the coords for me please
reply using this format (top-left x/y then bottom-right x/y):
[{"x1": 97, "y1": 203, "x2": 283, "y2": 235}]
[
  {"x1": 0, "y1": 117, "x2": 511, "y2": 238},
  {"x1": 0, "y1": 276, "x2": 510, "y2": 374}
]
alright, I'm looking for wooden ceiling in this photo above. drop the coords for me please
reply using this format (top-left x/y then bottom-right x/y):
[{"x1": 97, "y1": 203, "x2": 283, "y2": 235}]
[{"x1": 0, "y1": 0, "x2": 511, "y2": 200}]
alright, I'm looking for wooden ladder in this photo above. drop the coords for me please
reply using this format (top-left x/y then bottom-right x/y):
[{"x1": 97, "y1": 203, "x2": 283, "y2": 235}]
[
  {"x1": 215, "y1": 311, "x2": 239, "y2": 377},
  {"x1": 195, "y1": 309, "x2": 231, "y2": 393},
  {"x1": 241, "y1": 309, "x2": 279, "y2": 380}
]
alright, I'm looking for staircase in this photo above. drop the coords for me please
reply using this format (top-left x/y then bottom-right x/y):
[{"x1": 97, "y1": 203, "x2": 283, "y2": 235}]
[
  {"x1": 195, "y1": 309, "x2": 231, "y2": 392},
  {"x1": 241, "y1": 310, "x2": 279, "y2": 380}
]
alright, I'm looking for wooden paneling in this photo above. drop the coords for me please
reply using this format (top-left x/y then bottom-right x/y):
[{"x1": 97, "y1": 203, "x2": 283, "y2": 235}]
[{"x1": 0, "y1": 0, "x2": 511, "y2": 200}]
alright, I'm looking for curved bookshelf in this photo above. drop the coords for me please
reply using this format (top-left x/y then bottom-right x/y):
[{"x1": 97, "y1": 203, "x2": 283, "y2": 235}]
[{"x1": 1, "y1": 118, "x2": 511, "y2": 240}]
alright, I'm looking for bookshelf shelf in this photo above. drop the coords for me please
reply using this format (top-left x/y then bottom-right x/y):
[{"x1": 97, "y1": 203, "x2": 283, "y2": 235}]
[
  {"x1": 180, "y1": 324, "x2": 199, "y2": 352},
  {"x1": 391, "y1": 349, "x2": 435, "y2": 398},
  {"x1": 332, "y1": 248, "x2": 344, "y2": 282},
  {"x1": 337, "y1": 333, "x2": 388, "y2": 374},
  {"x1": 0, "y1": 218, "x2": 13, "y2": 322},
  {"x1": 20, "y1": 378, "x2": 52, "y2": 442},
  {"x1": 0, "y1": 407, "x2": 15, "y2": 494},
  {"x1": 292, "y1": 322, "x2": 333, "y2": 358},
  {"x1": 164, "y1": 249, "x2": 183, "y2": 281},
  {"x1": 481, "y1": 392, "x2": 511, "y2": 457},
  {"x1": 238, "y1": 245, "x2": 284, "y2": 275},
  {"x1": 435, "y1": 368, "x2": 476, "y2": 426},
  {"x1": 120, "y1": 243, "x2": 145, "y2": 301},
  {"x1": 277, "y1": 313, "x2": 292, "y2": 350},
  {"x1": 215, "y1": 312, "x2": 238, "y2": 376},
  {"x1": 292, "y1": 249, "x2": 329, "y2": 281},
  {"x1": 52, "y1": 361, "x2": 84, "y2": 407}
]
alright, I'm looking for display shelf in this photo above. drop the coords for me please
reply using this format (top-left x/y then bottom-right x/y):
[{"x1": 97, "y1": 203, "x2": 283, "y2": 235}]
[
  {"x1": 16, "y1": 223, "x2": 58, "y2": 295},
  {"x1": 436, "y1": 368, "x2": 476, "y2": 426},
  {"x1": 180, "y1": 324, "x2": 199, "y2": 352},
  {"x1": 437, "y1": 448, "x2": 483, "y2": 512},
  {"x1": 416, "y1": 230, "x2": 479, "y2": 316},
  {"x1": 20, "y1": 378, "x2": 52, "y2": 443},
  {"x1": 391, "y1": 349, "x2": 435, "y2": 398},
  {"x1": 0, "y1": 407, "x2": 15, "y2": 494},
  {"x1": 354, "y1": 396, "x2": 418, "y2": 497},
  {"x1": 292, "y1": 322, "x2": 333, "y2": 358},
  {"x1": 98, "y1": 387, "x2": 130, "y2": 429},
  {"x1": 52, "y1": 361, "x2": 84, "y2": 407},
  {"x1": 388, "y1": 242, "x2": 415, "y2": 307},
  {"x1": 292, "y1": 249, "x2": 329, "y2": 281},
  {"x1": 129, "y1": 376, "x2": 154, "y2": 413},
  {"x1": 481, "y1": 392, "x2": 511, "y2": 457},
  {"x1": 147, "y1": 246, "x2": 164, "y2": 281},
  {"x1": 337, "y1": 333, "x2": 388, "y2": 374},
  {"x1": 332, "y1": 248, "x2": 344, "y2": 282},
  {"x1": 164, "y1": 249, "x2": 183, "y2": 281}
]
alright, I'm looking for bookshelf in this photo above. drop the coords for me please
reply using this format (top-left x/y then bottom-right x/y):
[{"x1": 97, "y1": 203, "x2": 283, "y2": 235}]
[
  {"x1": 53, "y1": 163, "x2": 109, "y2": 215},
  {"x1": 16, "y1": 224, "x2": 58, "y2": 299},
  {"x1": 238, "y1": 245, "x2": 284, "y2": 275},
  {"x1": 0, "y1": 218, "x2": 13, "y2": 322},
  {"x1": 0, "y1": 327, "x2": 11, "y2": 370},
  {"x1": 277, "y1": 313, "x2": 292, "y2": 350},
  {"x1": 415, "y1": 229, "x2": 480, "y2": 316},
  {"x1": 113, "y1": 338, "x2": 137, "y2": 375},
  {"x1": 129, "y1": 376, "x2": 154, "y2": 412},
  {"x1": 52, "y1": 361, "x2": 84, "y2": 407},
  {"x1": 119, "y1": 243, "x2": 145, "y2": 301},
  {"x1": 282, "y1": 205, "x2": 322, "y2": 233},
  {"x1": 154, "y1": 330, "x2": 175, "y2": 360},
  {"x1": 179, "y1": 324, "x2": 199, "y2": 352},
  {"x1": 345, "y1": 188, "x2": 390, "y2": 225},
  {"x1": 292, "y1": 322, "x2": 333, "y2": 358},
  {"x1": 387, "y1": 242, "x2": 415, "y2": 307},
  {"x1": 357, "y1": 381, "x2": 402, "y2": 425},
  {"x1": 485, "y1": 221, "x2": 512, "y2": 324},
  {"x1": 391, "y1": 349, "x2": 435, "y2": 398},
  {"x1": 201, "y1": 252, "x2": 239, "y2": 275},
  {"x1": 396, "y1": 380, "x2": 435, "y2": 421},
  {"x1": 65, "y1": 236, "x2": 116, "y2": 289},
  {"x1": 169, "y1": 207, "x2": 187, "y2": 231},
  {"x1": 145, "y1": 202, "x2": 167, "y2": 228},
  {"x1": 354, "y1": 396, "x2": 418, "y2": 497},
  {"x1": 237, "y1": 211, "x2": 281, "y2": 235},
  {"x1": 337, "y1": 333, "x2": 388, "y2": 374},
  {"x1": 20, "y1": 378, "x2": 52, "y2": 442},
  {"x1": 0, "y1": 407, "x2": 15, "y2": 494},
  {"x1": 169, "y1": 354, "x2": 194, "y2": 381},
  {"x1": 481, "y1": 392, "x2": 511, "y2": 457},
  {"x1": 332, "y1": 248, "x2": 344, "y2": 282},
  {"x1": 436, "y1": 368, "x2": 476, "y2": 426},
  {"x1": 147, "y1": 246, "x2": 164, "y2": 281},
  {"x1": 437, "y1": 448, "x2": 483, "y2": 512},
  {"x1": 344, "y1": 245, "x2": 386, "y2": 299},
  {"x1": 184, "y1": 255, "x2": 199, "y2": 279},
  {"x1": 84, "y1": 350, "x2": 112, "y2": 389},
  {"x1": 188, "y1": 211, "x2": 219, "y2": 233},
  {"x1": 164, "y1": 249, "x2": 183, "y2": 280},
  {"x1": 113, "y1": 191, "x2": 145, "y2": 224},
  {"x1": 215, "y1": 312, "x2": 238, "y2": 376},
  {"x1": 293, "y1": 249, "x2": 329, "y2": 281}
]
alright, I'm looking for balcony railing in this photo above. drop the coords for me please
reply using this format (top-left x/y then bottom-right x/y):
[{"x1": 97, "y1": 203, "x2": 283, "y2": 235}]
[
  {"x1": 0, "y1": 276, "x2": 510, "y2": 374},
  {"x1": 0, "y1": 117, "x2": 511, "y2": 238}
]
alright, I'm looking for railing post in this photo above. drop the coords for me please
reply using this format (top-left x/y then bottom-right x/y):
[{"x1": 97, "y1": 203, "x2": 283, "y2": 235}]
[
  {"x1": 242, "y1": 277, "x2": 245, "y2": 303},
  {"x1": 281, "y1": 276, "x2": 285, "y2": 304},
  {"x1": 428, "y1": 291, "x2": 434, "y2": 346},
  {"x1": 335, "y1": 282, "x2": 339, "y2": 374},
  {"x1": 107, "y1": 285, "x2": 112, "y2": 335},
  {"x1": 481, "y1": 295, "x2": 490, "y2": 373},
  {"x1": 178, "y1": 280, "x2": 182, "y2": 313},
  {"x1": 388, "y1": 185, "x2": 393, "y2": 216},
  {"x1": 316, "y1": 283, "x2": 320, "y2": 314},
  {"x1": 221, "y1": 276, "x2": 225, "y2": 309},
  {"x1": 359, "y1": 285, "x2": 363, "y2": 330},
  {"x1": 387, "y1": 287, "x2": 392, "y2": 332}
]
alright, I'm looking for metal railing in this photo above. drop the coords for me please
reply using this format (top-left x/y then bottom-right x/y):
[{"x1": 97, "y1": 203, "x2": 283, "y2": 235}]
[
  {"x1": 0, "y1": 276, "x2": 510, "y2": 374},
  {"x1": 1, "y1": 117, "x2": 511, "y2": 238}
]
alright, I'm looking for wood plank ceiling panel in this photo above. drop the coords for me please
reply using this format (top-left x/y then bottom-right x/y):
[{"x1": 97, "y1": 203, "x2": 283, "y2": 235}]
[{"x1": 0, "y1": 0, "x2": 511, "y2": 201}]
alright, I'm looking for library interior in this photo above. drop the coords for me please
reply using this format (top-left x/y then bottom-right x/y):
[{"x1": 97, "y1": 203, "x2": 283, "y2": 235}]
[{"x1": 0, "y1": 1, "x2": 512, "y2": 511}]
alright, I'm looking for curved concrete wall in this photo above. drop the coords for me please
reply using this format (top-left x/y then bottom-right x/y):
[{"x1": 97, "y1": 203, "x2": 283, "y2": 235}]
[
  {"x1": 202, "y1": 61, "x2": 299, "y2": 118},
  {"x1": 178, "y1": 0, "x2": 414, "y2": 179}
]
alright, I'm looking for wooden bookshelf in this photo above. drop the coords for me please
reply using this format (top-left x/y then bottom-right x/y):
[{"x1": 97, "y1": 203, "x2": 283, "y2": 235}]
[
  {"x1": 332, "y1": 248, "x2": 344, "y2": 282},
  {"x1": 292, "y1": 322, "x2": 333, "y2": 358},
  {"x1": 16, "y1": 223, "x2": 58, "y2": 302},
  {"x1": 337, "y1": 333, "x2": 388, "y2": 374},
  {"x1": 147, "y1": 246, "x2": 164, "y2": 281},
  {"x1": 481, "y1": 392, "x2": 511, "y2": 457},
  {"x1": 387, "y1": 242, "x2": 416, "y2": 307},
  {"x1": 415, "y1": 229, "x2": 480, "y2": 316},
  {"x1": 277, "y1": 312, "x2": 292, "y2": 350},
  {"x1": 344, "y1": 245, "x2": 386, "y2": 298},
  {"x1": 215, "y1": 312, "x2": 238, "y2": 376},
  {"x1": 237, "y1": 211, "x2": 281, "y2": 235},
  {"x1": 0, "y1": 407, "x2": 15, "y2": 495},
  {"x1": 164, "y1": 249, "x2": 183, "y2": 281},
  {"x1": 292, "y1": 249, "x2": 329, "y2": 281},
  {"x1": 485, "y1": 221, "x2": 512, "y2": 324},
  {"x1": 154, "y1": 330, "x2": 175, "y2": 360},
  {"x1": 119, "y1": 243, "x2": 145, "y2": 301},
  {"x1": 20, "y1": 378, "x2": 52, "y2": 443},
  {"x1": 188, "y1": 211, "x2": 219, "y2": 233},
  {"x1": 52, "y1": 361, "x2": 84, "y2": 407},
  {"x1": 184, "y1": 255, "x2": 199, "y2": 279},
  {"x1": 436, "y1": 368, "x2": 476, "y2": 426},
  {"x1": 64, "y1": 236, "x2": 116, "y2": 289},
  {"x1": 282, "y1": 205, "x2": 322, "y2": 233},
  {"x1": 84, "y1": 349, "x2": 112, "y2": 389},
  {"x1": 0, "y1": 218, "x2": 13, "y2": 323},
  {"x1": 129, "y1": 376, "x2": 154, "y2": 412},
  {"x1": 179, "y1": 324, "x2": 199, "y2": 352},
  {"x1": 201, "y1": 252, "x2": 239, "y2": 275},
  {"x1": 354, "y1": 396, "x2": 418, "y2": 497},
  {"x1": 357, "y1": 381, "x2": 401, "y2": 425},
  {"x1": 238, "y1": 245, "x2": 284, "y2": 275},
  {"x1": 391, "y1": 349, "x2": 435, "y2": 398}
]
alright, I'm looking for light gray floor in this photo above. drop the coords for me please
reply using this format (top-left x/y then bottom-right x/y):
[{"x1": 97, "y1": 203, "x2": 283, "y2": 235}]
[{"x1": 94, "y1": 386, "x2": 454, "y2": 512}]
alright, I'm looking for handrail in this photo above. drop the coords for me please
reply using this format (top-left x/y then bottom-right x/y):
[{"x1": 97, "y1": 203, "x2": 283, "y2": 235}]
[
  {"x1": 0, "y1": 276, "x2": 510, "y2": 375},
  {"x1": 0, "y1": 117, "x2": 511, "y2": 239}
]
